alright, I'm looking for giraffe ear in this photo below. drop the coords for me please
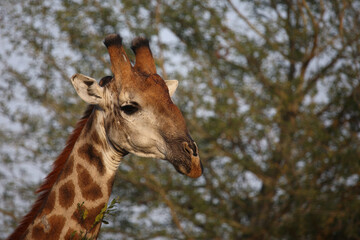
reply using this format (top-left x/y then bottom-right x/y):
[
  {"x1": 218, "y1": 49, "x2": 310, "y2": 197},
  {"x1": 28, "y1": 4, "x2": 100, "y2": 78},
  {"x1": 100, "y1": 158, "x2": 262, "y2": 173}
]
[
  {"x1": 165, "y1": 80, "x2": 178, "y2": 97},
  {"x1": 71, "y1": 73, "x2": 104, "y2": 105}
]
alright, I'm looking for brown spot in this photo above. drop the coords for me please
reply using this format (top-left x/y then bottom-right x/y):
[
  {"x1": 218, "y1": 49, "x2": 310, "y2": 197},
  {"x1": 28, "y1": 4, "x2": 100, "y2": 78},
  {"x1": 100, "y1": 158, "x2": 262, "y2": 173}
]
[
  {"x1": 42, "y1": 190, "x2": 56, "y2": 215},
  {"x1": 32, "y1": 224, "x2": 46, "y2": 240},
  {"x1": 90, "y1": 130, "x2": 101, "y2": 146},
  {"x1": 31, "y1": 215, "x2": 65, "y2": 240},
  {"x1": 48, "y1": 215, "x2": 66, "y2": 236},
  {"x1": 61, "y1": 156, "x2": 74, "y2": 179},
  {"x1": 65, "y1": 227, "x2": 78, "y2": 240},
  {"x1": 76, "y1": 164, "x2": 103, "y2": 201},
  {"x1": 59, "y1": 180, "x2": 75, "y2": 209},
  {"x1": 78, "y1": 143, "x2": 105, "y2": 175},
  {"x1": 72, "y1": 202, "x2": 106, "y2": 232}
]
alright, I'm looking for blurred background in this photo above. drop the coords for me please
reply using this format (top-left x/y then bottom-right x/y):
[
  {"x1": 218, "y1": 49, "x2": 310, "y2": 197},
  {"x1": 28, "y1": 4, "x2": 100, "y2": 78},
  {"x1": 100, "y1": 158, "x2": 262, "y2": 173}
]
[{"x1": 0, "y1": 0, "x2": 359, "y2": 239}]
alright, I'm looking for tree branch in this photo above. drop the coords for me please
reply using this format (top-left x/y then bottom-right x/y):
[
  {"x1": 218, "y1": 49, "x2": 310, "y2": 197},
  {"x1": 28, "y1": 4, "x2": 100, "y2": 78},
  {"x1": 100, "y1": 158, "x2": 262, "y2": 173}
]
[
  {"x1": 0, "y1": 207, "x2": 18, "y2": 222},
  {"x1": 155, "y1": 0, "x2": 168, "y2": 80},
  {"x1": 226, "y1": 0, "x2": 265, "y2": 40},
  {"x1": 145, "y1": 174, "x2": 193, "y2": 240}
]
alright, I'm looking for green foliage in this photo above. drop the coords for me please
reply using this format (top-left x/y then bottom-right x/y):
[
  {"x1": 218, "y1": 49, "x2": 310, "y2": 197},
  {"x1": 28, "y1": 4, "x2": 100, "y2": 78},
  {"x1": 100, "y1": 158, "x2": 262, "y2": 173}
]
[
  {"x1": 94, "y1": 197, "x2": 120, "y2": 226},
  {"x1": 72, "y1": 199, "x2": 120, "y2": 240},
  {"x1": 77, "y1": 202, "x2": 89, "y2": 221},
  {"x1": 1, "y1": 0, "x2": 360, "y2": 239}
]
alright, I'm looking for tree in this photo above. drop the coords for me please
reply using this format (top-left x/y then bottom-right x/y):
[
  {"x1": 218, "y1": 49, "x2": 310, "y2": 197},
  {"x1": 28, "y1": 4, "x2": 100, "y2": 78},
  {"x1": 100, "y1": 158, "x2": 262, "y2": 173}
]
[{"x1": 0, "y1": 0, "x2": 359, "y2": 239}]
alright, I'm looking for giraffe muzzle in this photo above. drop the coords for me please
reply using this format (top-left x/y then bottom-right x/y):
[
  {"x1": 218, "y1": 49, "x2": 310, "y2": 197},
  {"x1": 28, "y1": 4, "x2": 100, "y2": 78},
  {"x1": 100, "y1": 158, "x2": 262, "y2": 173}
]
[{"x1": 181, "y1": 142, "x2": 203, "y2": 178}]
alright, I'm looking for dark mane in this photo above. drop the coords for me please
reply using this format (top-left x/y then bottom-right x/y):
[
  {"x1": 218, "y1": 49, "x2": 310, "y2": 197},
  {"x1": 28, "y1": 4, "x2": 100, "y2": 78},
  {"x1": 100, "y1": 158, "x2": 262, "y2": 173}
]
[{"x1": 7, "y1": 105, "x2": 95, "y2": 240}]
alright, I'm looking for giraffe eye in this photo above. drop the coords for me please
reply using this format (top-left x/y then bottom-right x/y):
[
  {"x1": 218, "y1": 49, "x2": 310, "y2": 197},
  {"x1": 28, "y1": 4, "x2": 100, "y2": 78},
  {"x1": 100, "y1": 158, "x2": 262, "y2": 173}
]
[{"x1": 120, "y1": 103, "x2": 139, "y2": 115}]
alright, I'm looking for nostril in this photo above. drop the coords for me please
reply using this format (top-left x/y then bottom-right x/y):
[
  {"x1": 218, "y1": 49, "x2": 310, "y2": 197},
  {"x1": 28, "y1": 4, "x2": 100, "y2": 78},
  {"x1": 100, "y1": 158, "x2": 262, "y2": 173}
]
[
  {"x1": 192, "y1": 142, "x2": 198, "y2": 157},
  {"x1": 183, "y1": 142, "x2": 198, "y2": 157},
  {"x1": 183, "y1": 142, "x2": 192, "y2": 155}
]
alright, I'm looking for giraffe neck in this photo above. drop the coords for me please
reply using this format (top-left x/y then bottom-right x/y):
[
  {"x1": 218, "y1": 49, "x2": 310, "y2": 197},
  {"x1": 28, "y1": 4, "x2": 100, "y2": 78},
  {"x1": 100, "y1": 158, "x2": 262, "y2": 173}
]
[{"x1": 24, "y1": 107, "x2": 124, "y2": 239}]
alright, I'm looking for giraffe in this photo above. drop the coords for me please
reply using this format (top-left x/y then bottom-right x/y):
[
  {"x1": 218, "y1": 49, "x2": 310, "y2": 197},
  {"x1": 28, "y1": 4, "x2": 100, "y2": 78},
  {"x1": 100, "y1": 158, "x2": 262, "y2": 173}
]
[{"x1": 8, "y1": 34, "x2": 202, "y2": 240}]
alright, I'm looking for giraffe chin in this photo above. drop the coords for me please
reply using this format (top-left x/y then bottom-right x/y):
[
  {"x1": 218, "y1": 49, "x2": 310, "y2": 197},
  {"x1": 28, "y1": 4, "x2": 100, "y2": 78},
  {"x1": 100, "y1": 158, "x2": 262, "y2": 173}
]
[{"x1": 174, "y1": 156, "x2": 203, "y2": 178}]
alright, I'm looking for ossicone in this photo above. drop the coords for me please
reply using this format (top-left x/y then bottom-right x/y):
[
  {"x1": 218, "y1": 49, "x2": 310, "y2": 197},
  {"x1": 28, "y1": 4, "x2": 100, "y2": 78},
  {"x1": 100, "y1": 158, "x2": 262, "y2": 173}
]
[
  {"x1": 103, "y1": 33, "x2": 132, "y2": 83},
  {"x1": 131, "y1": 37, "x2": 157, "y2": 75}
]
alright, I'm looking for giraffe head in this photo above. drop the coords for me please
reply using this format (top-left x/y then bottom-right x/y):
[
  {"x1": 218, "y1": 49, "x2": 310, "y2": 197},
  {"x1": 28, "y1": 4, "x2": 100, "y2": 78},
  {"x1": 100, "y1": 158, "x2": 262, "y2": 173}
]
[{"x1": 71, "y1": 34, "x2": 202, "y2": 178}]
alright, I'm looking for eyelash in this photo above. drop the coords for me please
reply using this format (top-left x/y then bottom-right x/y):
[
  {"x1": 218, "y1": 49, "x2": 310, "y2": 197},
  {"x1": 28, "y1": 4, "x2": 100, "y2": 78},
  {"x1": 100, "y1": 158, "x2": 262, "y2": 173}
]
[{"x1": 120, "y1": 103, "x2": 139, "y2": 115}]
